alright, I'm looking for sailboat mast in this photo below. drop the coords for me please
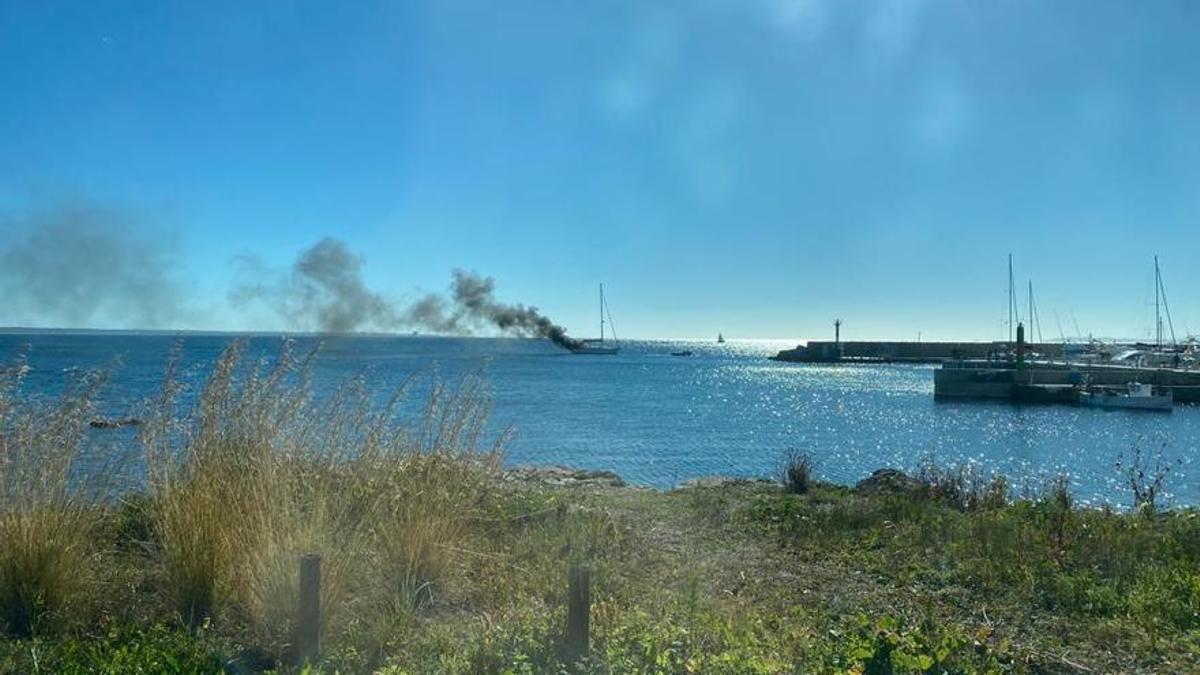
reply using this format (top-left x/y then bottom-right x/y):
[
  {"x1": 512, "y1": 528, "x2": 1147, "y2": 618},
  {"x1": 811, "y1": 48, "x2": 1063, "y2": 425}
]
[
  {"x1": 1007, "y1": 254, "x2": 1014, "y2": 345},
  {"x1": 1155, "y1": 256, "x2": 1161, "y2": 351},
  {"x1": 1027, "y1": 280, "x2": 1033, "y2": 339},
  {"x1": 599, "y1": 283, "x2": 605, "y2": 343},
  {"x1": 1155, "y1": 257, "x2": 1177, "y2": 348}
]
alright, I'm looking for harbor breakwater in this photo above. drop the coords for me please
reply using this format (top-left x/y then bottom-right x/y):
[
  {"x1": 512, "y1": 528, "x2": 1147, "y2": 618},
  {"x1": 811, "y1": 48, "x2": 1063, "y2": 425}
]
[
  {"x1": 934, "y1": 360, "x2": 1200, "y2": 404},
  {"x1": 771, "y1": 340, "x2": 1066, "y2": 363}
]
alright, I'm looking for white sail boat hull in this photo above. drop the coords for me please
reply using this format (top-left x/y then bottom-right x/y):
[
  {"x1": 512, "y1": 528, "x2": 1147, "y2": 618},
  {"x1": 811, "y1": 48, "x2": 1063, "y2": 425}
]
[{"x1": 570, "y1": 346, "x2": 619, "y2": 355}]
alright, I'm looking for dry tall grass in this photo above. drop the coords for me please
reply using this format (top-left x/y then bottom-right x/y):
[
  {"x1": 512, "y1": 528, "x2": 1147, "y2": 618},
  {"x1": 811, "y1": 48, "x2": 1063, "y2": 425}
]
[
  {"x1": 140, "y1": 340, "x2": 504, "y2": 655},
  {"x1": 0, "y1": 357, "x2": 109, "y2": 637}
]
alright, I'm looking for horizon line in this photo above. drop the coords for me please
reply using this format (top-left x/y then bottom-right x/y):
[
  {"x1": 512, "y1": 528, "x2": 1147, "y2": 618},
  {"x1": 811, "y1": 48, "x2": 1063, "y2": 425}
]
[{"x1": 0, "y1": 325, "x2": 1173, "y2": 344}]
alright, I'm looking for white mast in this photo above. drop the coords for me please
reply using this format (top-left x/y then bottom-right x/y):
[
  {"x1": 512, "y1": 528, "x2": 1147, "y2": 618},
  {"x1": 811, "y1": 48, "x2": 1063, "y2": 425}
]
[
  {"x1": 1007, "y1": 254, "x2": 1015, "y2": 345},
  {"x1": 1156, "y1": 256, "x2": 1161, "y2": 351},
  {"x1": 599, "y1": 283, "x2": 605, "y2": 343},
  {"x1": 1154, "y1": 256, "x2": 1177, "y2": 349},
  {"x1": 1027, "y1": 280, "x2": 1043, "y2": 343}
]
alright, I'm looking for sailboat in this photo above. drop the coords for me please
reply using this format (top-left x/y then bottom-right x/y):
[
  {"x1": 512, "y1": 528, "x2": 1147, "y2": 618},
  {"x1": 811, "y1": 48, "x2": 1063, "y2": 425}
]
[
  {"x1": 717, "y1": 332, "x2": 725, "y2": 344},
  {"x1": 570, "y1": 284, "x2": 620, "y2": 355},
  {"x1": 1124, "y1": 256, "x2": 1194, "y2": 370},
  {"x1": 1149, "y1": 255, "x2": 1179, "y2": 363}
]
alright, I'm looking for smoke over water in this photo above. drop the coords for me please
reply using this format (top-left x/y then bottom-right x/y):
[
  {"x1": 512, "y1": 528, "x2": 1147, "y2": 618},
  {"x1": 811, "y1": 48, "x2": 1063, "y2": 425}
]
[
  {"x1": 234, "y1": 238, "x2": 584, "y2": 350},
  {"x1": 234, "y1": 237, "x2": 401, "y2": 333},
  {"x1": 0, "y1": 205, "x2": 182, "y2": 329},
  {"x1": 441, "y1": 270, "x2": 584, "y2": 350},
  {"x1": 1, "y1": 207, "x2": 583, "y2": 349}
]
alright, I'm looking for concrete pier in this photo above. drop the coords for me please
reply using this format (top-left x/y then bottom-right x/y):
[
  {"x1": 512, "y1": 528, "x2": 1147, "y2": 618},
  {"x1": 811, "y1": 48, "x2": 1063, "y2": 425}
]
[
  {"x1": 934, "y1": 360, "x2": 1200, "y2": 404},
  {"x1": 771, "y1": 340, "x2": 1066, "y2": 364}
]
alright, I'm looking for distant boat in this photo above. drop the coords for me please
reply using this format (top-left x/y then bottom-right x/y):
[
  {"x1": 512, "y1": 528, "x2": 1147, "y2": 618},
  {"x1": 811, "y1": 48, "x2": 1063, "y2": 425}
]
[
  {"x1": 1080, "y1": 381, "x2": 1173, "y2": 412},
  {"x1": 570, "y1": 284, "x2": 620, "y2": 355},
  {"x1": 717, "y1": 333, "x2": 725, "y2": 344},
  {"x1": 670, "y1": 350, "x2": 693, "y2": 357}
]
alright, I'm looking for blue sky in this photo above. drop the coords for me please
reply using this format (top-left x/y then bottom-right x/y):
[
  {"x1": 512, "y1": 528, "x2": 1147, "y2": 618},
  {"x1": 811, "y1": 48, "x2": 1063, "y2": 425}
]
[{"x1": 2, "y1": 1, "x2": 1199, "y2": 340}]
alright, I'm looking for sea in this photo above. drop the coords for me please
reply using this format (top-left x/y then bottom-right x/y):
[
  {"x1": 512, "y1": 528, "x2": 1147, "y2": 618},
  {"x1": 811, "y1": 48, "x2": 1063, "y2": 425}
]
[{"x1": 3, "y1": 331, "x2": 1198, "y2": 506}]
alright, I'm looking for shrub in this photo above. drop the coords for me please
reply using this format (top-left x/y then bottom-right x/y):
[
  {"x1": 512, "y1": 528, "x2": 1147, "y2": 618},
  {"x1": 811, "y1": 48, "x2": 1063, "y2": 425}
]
[
  {"x1": 915, "y1": 456, "x2": 1008, "y2": 511},
  {"x1": 1127, "y1": 562, "x2": 1200, "y2": 632},
  {"x1": 1116, "y1": 439, "x2": 1175, "y2": 515},
  {"x1": 780, "y1": 449, "x2": 813, "y2": 495},
  {"x1": 812, "y1": 613, "x2": 1009, "y2": 674},
  {"x1": 1041, "y1": 473, "x2": 1073, "y2": 511}
]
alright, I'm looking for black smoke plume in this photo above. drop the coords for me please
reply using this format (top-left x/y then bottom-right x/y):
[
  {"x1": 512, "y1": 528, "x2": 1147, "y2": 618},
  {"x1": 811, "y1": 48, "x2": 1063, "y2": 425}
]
[
  {"x1": 233, "y1": 238, "x2": 584, "y2": 349},
  {"x1": 442, "y1": 270, "x2": 584, "y2": 350},
  {"x1": 0, "y1": 204, "x2": 182, "y2": 329}
]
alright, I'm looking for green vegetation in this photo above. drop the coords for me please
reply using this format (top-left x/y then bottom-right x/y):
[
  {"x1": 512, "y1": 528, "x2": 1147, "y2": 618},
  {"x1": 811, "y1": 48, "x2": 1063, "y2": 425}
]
[
  {"x1": 780, "y1": 450, "x2": 813, "y2": 496},
  {"x1": 1, "y1": 345, "x2": 1198, "y2": 673}
]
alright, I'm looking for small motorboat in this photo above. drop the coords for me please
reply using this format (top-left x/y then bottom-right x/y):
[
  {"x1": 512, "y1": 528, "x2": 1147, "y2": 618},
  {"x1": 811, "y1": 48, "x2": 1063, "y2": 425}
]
[
  {"x1": 1079, "y1": 381, "x2": 1173, "y2": 412},
  {"x1": 670, "y1": 350, "x2": 693, "y2": 357}
]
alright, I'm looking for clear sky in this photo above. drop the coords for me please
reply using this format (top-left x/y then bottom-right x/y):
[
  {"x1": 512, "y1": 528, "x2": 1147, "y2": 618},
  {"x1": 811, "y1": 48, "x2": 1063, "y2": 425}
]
[{"x1": 2, "y1": 1, "x2": 1199, "y2": 341}]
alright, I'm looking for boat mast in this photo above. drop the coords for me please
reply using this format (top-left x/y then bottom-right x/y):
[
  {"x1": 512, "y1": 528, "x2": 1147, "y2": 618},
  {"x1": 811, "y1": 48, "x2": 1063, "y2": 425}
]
[
  {"x1": 1155, "y1": 256, "x2": 1177, "y2": 349},
  {"x1": 1155, "y1": 256, "x2": 1161, "y2": 351},
  {"x1": 599, "y1": 283, "x2": 605, "y2": 343},
  {"x1": 1027, "y1": 281, "x2": 1033, "y2": 342},
  {"x1": 1007, "y1": 254, "x2": 1015, "y2": 345},
  {"x1": 1028, "y1": 280, "x2": 1043, "y2": 343}
]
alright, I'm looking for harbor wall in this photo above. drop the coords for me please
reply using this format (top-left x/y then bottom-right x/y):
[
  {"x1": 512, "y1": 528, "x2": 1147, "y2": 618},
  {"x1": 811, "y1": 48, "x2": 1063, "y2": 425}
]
[
  {"x1": 934, "y1": 362, "x2": 1200, "y2": 404},
  {"x1": 772, "y1": 341, "x2": 1066, "y2": 363}
]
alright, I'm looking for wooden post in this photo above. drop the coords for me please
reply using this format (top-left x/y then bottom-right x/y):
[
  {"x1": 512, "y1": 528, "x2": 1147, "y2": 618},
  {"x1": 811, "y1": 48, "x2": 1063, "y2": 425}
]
[
  {"x1": 297, "y1": 554, "x2": 321, "y2": 664},
  {"x1": 565, "y1": 564, "x2": 591, "y2": 659}
]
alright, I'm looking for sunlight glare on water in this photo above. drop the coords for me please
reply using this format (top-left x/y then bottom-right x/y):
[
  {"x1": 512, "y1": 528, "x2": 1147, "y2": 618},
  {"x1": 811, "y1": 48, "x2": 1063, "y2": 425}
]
[{"x1": 2, "y1": 333, "x2": 1196, "y2": 506}]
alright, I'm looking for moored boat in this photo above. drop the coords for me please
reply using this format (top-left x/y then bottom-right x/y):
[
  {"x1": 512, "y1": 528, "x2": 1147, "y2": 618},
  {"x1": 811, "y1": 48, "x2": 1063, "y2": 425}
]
[
  {"x1": 570, "y1": 284, "x2": 620, "y2": 355},
  {"x1": 1079, "y1": 382, "x2": 1173, "y2": 411},
  {"x1": 572, "y1": 340, "x2": 619, "y2": 355}
]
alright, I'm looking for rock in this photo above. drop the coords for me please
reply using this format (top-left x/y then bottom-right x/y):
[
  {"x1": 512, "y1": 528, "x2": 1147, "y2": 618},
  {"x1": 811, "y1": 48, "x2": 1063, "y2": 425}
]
[
  {"x1": 503, "y1": 465, "x2": 625, "y2": 488},
  {"x1": 853, "y1": 468, "x2": 922, "y2": 495},
  {"x1": 89, "y1": 416, "x2": 144, "y2": 429},
  {"x1": 676, "y1": 475, "x2": 771, "y2": 490}
]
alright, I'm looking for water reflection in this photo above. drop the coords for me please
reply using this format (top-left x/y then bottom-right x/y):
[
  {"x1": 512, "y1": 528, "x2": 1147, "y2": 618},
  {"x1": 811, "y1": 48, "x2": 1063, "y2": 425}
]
[{"x1": 3, "y1": 334, "x2": 1198, "y2": 506}]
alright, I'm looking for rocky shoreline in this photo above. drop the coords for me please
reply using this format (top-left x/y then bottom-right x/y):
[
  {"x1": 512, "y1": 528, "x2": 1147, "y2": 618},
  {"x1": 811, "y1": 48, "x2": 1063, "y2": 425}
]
[
  {"x1": 502, "y1": 464, "x2": 627, "y2": 488},
  {"x1": 502, "y1": 464, "x2": 923, "y2": 495}
]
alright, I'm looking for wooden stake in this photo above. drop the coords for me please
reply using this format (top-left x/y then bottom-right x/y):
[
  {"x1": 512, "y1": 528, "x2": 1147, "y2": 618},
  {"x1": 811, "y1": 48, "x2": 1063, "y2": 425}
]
[
  {"x1": 297, "y1": 554, "x2": 321, "y2": 664},
  {"x1": 565, "y1": 564, "x2": 591, "y2": 659}
]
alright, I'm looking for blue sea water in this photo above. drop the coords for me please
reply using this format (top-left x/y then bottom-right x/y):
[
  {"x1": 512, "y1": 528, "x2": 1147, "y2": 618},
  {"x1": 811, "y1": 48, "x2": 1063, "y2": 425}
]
[{"x1": 2, "y1": 331, "x2": 1198, "y2": 506}]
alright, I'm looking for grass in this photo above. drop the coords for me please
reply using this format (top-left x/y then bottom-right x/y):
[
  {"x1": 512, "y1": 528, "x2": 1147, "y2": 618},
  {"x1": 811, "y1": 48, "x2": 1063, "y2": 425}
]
[
  {"x1": 1, "y1": 343, "x2": 1199, "y2": 672},
  {"x1": 136, "y1": 341, "x2": 502, "y2": 655},
  {"x1": 913, "y1": 454, "x2": 1009, "y2": 511},
  {"x1": 0, "y1": 358, "x2": 109, "y2": 638},
  {"x1": 747, "y1": 475, "x2": 1200, "y2": 668},
  {"x1": 2, "y1": 341, "x2": 503, "y2": 665}
]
